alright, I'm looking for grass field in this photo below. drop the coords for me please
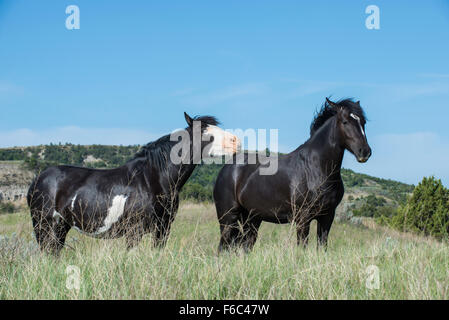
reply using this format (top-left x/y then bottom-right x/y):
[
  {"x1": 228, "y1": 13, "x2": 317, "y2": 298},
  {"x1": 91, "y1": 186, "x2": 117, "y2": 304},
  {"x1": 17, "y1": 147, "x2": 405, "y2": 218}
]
[{"x1": 0, "y1": 202, "x2": 448, "y2": 299}]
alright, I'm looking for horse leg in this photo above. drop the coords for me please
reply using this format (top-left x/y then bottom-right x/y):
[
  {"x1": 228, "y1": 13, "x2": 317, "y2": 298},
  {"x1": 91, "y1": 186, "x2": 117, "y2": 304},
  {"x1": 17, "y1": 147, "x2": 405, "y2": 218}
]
[
  {"x1": 49, "y1": 218, "x2": 71, "y2": 256},
  {"x1": 240, "y1": 218, "x2": 261, "y2": 253},
  {"x1": 33, "y1": 211, "x2": 70, "y2": 256},
  {"x1": 31, "y1": 212, "x2": 52, "y2": 251},
  {"x1": 218, "y1": 207, "x2": 242, "y2": 252},
  {"x1": 153, "y1": 213, "x2": 175, "y2": 248},
  {"x1": 316, "y1": 209, "x2": 335, "y2": 248},
  {"x1": 296, "y1": 220, "x2": 311, "y2": 247},
  {"x1": 29, "y1": 189, "x2": 51, "y2": 250},
  {"x1": 153, "y1": 224, "x2": 168, "y2": 248},
  {"x1": 218, "y1": 222, "x2": 240, "y2": 252},
  {"x1": 30, "y1": 198, "x2": 59, "y2": 253},
  {"x1": 28, "y1": 186, "x2": 69, "y2": 255},
  {"x1": 125, "y1": 221, "x2": 145, "y2": 250}
]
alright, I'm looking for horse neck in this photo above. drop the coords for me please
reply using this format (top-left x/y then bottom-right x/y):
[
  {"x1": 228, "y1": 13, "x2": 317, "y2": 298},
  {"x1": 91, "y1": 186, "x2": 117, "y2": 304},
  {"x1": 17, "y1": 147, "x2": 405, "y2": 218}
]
[
  {"x1": 138, "y1": 150, "x2": 197, "y2": 194},
  {"x1": 301, "y1": 116, "x2": 345, "y2": 175},
  {"x1": 167, "y1": 162, "x2": 197, "y2": 191},
  {"x1": 166, "y1": 131, "x2": 202, "y2": 190}
]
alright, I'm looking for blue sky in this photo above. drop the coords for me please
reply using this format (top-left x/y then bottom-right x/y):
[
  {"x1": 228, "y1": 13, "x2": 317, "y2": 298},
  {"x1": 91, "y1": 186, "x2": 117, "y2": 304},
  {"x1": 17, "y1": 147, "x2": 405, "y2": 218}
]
[{"x1": 1, "y1": 0, "x2": 449, "y2": 185}]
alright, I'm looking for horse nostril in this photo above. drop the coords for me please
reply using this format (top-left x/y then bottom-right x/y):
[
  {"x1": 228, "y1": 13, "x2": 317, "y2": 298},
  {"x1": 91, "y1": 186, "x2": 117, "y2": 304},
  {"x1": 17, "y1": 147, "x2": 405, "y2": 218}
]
[{"x1": 362, "y1": 147, "x2": 371, "y2": 158}]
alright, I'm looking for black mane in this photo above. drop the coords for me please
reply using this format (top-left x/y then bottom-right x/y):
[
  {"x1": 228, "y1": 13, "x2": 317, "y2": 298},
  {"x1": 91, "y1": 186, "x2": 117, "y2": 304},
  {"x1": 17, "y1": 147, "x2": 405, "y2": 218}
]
[
  {"x1": 133, "y1": 134, "x2": 174, "y2": 169},
  {"x1": 132, "y1": 115, "x2": 220, "y2": 169},
  {"x1": 192, "y1": 115, "x2": 220, "y2": 127},
  {"x1": 309, "y1": 98, "x2": 366, "y2": 136}
]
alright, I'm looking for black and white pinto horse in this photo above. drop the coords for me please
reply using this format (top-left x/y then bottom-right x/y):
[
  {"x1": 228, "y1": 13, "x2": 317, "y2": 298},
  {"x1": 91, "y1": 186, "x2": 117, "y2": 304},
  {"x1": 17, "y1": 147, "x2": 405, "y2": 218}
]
[
  {"x1": 213, "y1": 98, "x2": 372, "y2": 252},
  {"x1": 27, "y1": 113, "x2": 240, "y2": 255}
]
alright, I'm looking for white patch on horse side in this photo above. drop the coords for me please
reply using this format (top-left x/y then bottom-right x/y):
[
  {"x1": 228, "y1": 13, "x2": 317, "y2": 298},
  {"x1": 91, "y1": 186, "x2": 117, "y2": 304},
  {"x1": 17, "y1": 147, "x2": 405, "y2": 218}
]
[
  {"x1": 204, "y1": 125, "x2": 240, "y2": 157},
  {"x1": 71, "y1": 194, "x2": 77, "y2": 210},
  {"x1": 95, "y1": 195, "x2": 128, "y2": 234},
  {"x1": 350, "y1": 113, "x2": 365, "y2": 137}
]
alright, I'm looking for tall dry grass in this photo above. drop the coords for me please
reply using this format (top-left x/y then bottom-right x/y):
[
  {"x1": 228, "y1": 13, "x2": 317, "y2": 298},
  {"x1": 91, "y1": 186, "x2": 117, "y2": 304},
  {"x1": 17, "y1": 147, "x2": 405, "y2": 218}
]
[{"x1": 0, "y1": 202, "x2": 448, "y2": 299}]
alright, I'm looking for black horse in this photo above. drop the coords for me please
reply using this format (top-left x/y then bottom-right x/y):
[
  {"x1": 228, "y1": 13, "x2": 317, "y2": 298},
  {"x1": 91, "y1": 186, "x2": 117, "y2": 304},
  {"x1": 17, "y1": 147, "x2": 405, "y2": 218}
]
[
  {"x1": 27, "y1": 112, "x2": 240, "y2": 255},
  {"x1": 213, "y1": 98, "x2": 371, "y2": 252}
]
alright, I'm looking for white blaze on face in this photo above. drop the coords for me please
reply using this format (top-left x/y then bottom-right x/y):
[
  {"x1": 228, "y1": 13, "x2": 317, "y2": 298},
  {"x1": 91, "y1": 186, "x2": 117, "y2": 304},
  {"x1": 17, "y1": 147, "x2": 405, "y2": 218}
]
[
  {"x1": 204, "y1": 125, "x2": 241, "y2": 157},
  {"x1": 96, "y1": 195, "x2": 128, "y2": 234},
  {"x1": 350, "y1": 113, "x2": 365, "y2": 137}
]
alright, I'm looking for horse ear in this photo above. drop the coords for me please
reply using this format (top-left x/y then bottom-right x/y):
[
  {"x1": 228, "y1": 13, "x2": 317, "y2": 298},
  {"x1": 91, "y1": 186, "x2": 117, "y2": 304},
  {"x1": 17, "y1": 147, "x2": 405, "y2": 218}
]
[
  {"x1": 184, "y1": 112, "x2": 193, "y2": 127},
  {"x1": 326, "y1": 97, "x2": 338, "y2": 107}
]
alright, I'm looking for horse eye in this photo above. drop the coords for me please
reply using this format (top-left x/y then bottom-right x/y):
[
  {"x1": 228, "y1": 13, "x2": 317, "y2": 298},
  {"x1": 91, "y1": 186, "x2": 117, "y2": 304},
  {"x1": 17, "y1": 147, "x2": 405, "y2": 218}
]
[{"x1": 343, "y1": 121, "x2": 348, "y2": 125}]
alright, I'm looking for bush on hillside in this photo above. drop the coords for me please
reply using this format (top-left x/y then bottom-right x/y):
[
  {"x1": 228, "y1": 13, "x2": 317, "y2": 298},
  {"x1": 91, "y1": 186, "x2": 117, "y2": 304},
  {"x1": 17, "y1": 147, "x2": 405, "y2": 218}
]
[
  {"x1": 352, "y1": 194, "x2": 387, "y2": 217},
  {"x1": 386, "y1": 176, "x2": 449, "y2": 240},
  {"x1": 180, "y1": 182, "x2": 212, "y2": 202},
  {"x1": 0, "y1": 201, "x2": 16, "y2": 214}
]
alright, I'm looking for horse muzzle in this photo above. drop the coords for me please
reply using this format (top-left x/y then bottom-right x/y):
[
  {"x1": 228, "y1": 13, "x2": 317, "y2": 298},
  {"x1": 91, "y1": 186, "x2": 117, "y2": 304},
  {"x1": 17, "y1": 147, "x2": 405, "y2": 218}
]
[
  {"x1": 356, "y1": 146, "x2": 372, "y2": 163},
  {"x1": 222, "y1": 135, "x2": 242, "y2": 155}
]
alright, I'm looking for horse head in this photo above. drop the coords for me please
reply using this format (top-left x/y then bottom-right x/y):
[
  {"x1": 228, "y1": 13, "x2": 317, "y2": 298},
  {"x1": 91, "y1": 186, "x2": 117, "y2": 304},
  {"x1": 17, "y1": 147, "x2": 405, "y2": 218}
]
[
  {"x1": 183, "y1": 112, "x2": 241, "y2": 159},
  {"x1": 327, "y1": 98, "x2": 372, "y2": 163}
]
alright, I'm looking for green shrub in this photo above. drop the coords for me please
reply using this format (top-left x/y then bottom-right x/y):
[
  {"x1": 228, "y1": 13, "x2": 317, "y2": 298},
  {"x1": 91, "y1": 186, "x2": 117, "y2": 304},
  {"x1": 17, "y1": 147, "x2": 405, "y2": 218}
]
[
  {"x1": 0, "y1": 202, "x2": 16, "y2": 214},
  {"x1": 388, "y1": 176, "x2": 449, "y2": 240},
  {"x1": 352, "y1": 194, "x2": 388, "y2": 218}
]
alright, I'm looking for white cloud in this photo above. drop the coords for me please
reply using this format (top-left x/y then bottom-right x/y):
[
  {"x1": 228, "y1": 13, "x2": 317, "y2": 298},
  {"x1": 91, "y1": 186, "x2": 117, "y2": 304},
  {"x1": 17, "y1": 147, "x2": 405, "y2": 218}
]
[
  {"x1": 0, "y1": 126, "x2": 161, "y2": 147},
  {"x1": 343, "y1": 132, "x2": 449, "y2": 186}
]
